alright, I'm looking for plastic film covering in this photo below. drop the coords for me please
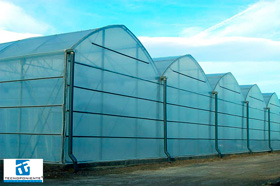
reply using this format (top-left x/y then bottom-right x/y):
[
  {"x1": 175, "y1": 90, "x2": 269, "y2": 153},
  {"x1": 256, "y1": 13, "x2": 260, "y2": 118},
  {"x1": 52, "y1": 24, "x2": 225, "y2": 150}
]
[
  {"x1": 263, "y1": 93, "x2": 280, "y2": 150},
  {"x1": 154, "y1": 55, "x2": 215, "y2": 157},
  {"x1": 0, "y1": 29, "x2": 93, "y2": 60},
  {"x1": 207, "y1": 73, "x2": 247, "y2": 154},
  {"x1": 68, "y1": 25, "x2": 162, "y2": 163},
  {"x1": 240, "y1": 85, "x2": 269, "y2": 152},
  {"x1": 0, "y1": 54, "x2": 65, "y2": 162}
]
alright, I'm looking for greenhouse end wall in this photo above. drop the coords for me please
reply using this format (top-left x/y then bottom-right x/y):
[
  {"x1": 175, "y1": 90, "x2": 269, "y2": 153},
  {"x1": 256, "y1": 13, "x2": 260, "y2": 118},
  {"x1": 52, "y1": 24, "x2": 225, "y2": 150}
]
[
  {"x1": 154, "y1": 55, "x2": 215, "y2": 158},
  {"x1": 240, "y1": 85, "x2": 269, "y2": 152},
  {"x1": 263, "y1": 93, "x2": 280, "y2": 151},
  {"x1": 207, "y1": 73, "x2": 247, "y2": 154},
  {"x1": 65, "y1": 26, "x2": 164, "y2": 163}
]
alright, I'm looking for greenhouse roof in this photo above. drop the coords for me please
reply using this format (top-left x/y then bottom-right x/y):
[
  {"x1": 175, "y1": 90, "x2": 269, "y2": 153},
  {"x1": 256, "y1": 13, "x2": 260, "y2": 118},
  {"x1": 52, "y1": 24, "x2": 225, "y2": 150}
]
[
  {"x1": 263, "y1": 93, "x2": 279, "y2": 107},
  {"x1": 0, "y1": 25, "x2": 150, "y2": 62},
  {"x1": 153, "y1": 56, "x2": 179, "y2": 75},
  {"x1": 240, "y1": 84, "x2": 256, "y2": 99},
  {"x1": 240, "y1": 85, "x2": 254, "y2": 96},
  {"x1": 0, "y1": 29, "x2": 94, "y2": 60},
  {"x1": 153, "y1": 54, "x2": 202, "y2": 75},
  {"x1": 206, "y1": 73, "x2": 227, "y2": 90},
  {"x1": 206, "y1": 72, "x2": 243, "y2": 94}
]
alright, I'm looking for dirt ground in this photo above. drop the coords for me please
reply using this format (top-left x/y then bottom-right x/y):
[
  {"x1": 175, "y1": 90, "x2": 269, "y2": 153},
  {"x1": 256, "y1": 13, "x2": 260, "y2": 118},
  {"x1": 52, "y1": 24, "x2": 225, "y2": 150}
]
[{"x1": 1, "y1": 152, "x2": 280, "y2": 186}]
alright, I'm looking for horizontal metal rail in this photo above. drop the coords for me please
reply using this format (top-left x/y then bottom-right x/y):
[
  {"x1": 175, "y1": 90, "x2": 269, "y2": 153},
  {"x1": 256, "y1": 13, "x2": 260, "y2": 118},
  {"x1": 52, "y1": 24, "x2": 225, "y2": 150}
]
[
  {"x1": 0, "y1": 76, "x2": 63, "y2": 84},
  {"x1": 74, "y1": 61, "x2": 159, "y2": 85},
  {"x1": 70, "y1": 109, "x2": 280, "y2": 131},
  {"x1": 73, "y1": 85, "x2": 161, "y2": 104},
  {"x1": 71, "y1": 85, "x2": 277, "y2": 123},
  {"x1": 74, "y1": 61, "x2": 280, "y2": 115},
  {"x1": 0, "y1": 132, "x2": 61, "y2": 136},
  {"x1": 0, "y1": 104, "x2": 63, "y2": 109},
  {"x1": 64, "y1": 135, "x2": 279, "y2": 141},
  {"x1": 249, "y1": 96, "x2": 264, "y2": 102},
  {"x1": 220, "y1": 86, "x2": 241, "y2": 94},
  {"x1": 91, "y1": 42, "x2": 150, "y2": 64},
  {"x1": 74, "y1": 61, "x2": 212, "y2": 98},
  {"x1": 171, "y1": 69, "x2": 206, "y2": 83},
  {"x1": 0, "y1": 50, "x2": 65, "y2": 62}
]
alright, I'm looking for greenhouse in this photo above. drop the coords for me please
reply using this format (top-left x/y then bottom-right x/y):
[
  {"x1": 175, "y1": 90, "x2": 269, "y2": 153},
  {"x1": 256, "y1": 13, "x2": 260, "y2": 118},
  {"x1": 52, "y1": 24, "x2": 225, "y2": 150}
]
[
  {"x1": 263, "y1": 93, "x2": 280, "y2": 151},
  {"x1": 240, "y1": 84, "x2": 268, "y2": 152},
  {"x1": 153, "y1": 55, "x2": 215, "y2": 158},
  {"x1": 0, "y1": 25, "x2": 163, "y2": 166},
  {"x1": 206, "y1": 73, "x2": 247, "y2": 154},
  {"x1": 0, "y1": 24, "x2": 279, "y2": 169}
]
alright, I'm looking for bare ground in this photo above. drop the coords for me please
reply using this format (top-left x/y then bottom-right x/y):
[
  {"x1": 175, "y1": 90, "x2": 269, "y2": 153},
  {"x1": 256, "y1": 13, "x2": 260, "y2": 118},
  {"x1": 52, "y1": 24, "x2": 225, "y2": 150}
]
[{"x1": 1, "y1": 152, "x2": 280, "y2": 186}]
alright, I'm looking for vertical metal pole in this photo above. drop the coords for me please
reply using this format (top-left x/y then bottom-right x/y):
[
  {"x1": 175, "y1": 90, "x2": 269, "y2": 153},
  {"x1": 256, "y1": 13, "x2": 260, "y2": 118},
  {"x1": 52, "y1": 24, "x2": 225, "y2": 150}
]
[
  {"x1": 160, "y1": 76, "x2": 172, "y2": 162},
  {"x1": 267, "y1": 108, "x2": 273, "y2": 152},
  {"x1": 135, "y1": 45, "x2": 139, "y2": 157},
  {"x1": 99, "y1": 29, "x2": 105, "y2": 160},
  {"x1": 17, "y1": 59, "x2": 24, "y2": 157},
  {"x1": 61, "y1": 50, "x2": 69, "y2": 164},
  {"x1": 213, "y1": 91, "x2": 222, "y2": 157},
  {"x1": 245, "y1": 101, "x2": 252, "y2": 153},
  {"x1": 68, "y1": 50, "x2": 78, "y2": 172}
]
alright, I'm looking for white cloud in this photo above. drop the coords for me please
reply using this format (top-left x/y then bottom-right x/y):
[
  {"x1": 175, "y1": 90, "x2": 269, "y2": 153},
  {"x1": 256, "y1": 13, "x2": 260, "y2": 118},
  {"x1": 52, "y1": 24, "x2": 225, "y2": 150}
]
[
  {"x1": 140, "y1": 36, "x2": 280, "y2": 62},
  {"x1": 139, "y1": 0, "x2": 280, "y2": 95},
  {"x1": 200, "y1": 0, "x2": 280, "y2": 39},
  {"x1": 0, "y1": 29, "x2": 40, "y2": 43},
  {"x1": 140, "y1": 0, "x2": 280, "y2": 60},
  {"x1": 179, "y1": 27, "x2": 203, "y2": 37},
  {"x1": 0, "y1": 0, "x2": 51, "y2": 40}
]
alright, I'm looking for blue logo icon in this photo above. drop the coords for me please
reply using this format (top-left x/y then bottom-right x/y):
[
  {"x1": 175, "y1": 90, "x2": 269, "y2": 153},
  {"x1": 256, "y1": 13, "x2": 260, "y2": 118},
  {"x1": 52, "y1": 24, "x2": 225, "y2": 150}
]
[{"x1": 16, "y1": 160, "x2": 30, "y2": 176}]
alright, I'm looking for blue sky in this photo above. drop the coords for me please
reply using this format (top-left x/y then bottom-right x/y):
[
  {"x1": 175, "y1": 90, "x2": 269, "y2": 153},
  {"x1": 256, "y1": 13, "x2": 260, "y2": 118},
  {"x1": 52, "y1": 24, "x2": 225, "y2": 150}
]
[
  {"x1": 2, "y1": 0, "x2": 259, "y2": 36},
  {"x1": 0, "y1": 0, "x2": 280, "y2": 95}
]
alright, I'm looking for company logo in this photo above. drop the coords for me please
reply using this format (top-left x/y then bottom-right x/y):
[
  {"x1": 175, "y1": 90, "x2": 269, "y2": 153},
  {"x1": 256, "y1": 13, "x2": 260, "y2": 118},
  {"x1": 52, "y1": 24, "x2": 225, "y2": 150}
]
[
  {"x1": 4, "y1": 159, "x2": 43, "y2": 183},
  {"x1": 16, "y1": 160, "x2": 30, "y2": 175}
]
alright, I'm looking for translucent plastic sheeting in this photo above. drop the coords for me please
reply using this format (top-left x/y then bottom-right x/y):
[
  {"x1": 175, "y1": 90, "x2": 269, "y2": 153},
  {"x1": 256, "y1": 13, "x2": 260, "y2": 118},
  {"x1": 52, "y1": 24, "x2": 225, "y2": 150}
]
[
  {"x1": 69, "y1": 25, "x2": 163, "y2": 163},
  {"x1": 263, "y1": 93, "x2": 280, "y2": 150},
  {"x1": 240, "y1": 85, "x2": 269, "y2": 152},
  {"x1": 0, "y1": 30, "x2": 93, "y2": 60},
  {"x1": 0, "y1": 53, "x2": 65, "y2": 162},
  {"x1": 154, "y1": 55, "x2": 215, "y2": 157},
  {"x1": 207, "y1": 73, "x2": 247, "y2": 154}
]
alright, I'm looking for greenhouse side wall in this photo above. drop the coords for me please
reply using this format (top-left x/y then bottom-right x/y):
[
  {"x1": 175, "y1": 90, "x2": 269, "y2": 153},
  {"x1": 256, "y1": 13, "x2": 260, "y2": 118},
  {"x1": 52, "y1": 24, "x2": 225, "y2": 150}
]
[
  {"x1": 65, "y1": 26, "x2": 164, "y2": 163},
  {"x1": 0, "y1": 53, "x2": 65, "y2": 163}
]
